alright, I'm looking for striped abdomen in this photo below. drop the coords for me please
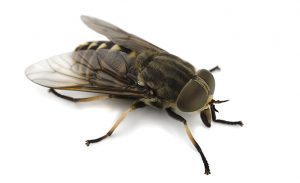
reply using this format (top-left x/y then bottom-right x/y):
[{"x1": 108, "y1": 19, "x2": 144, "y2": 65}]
[
  {"x1": 71, "y1": 41, "x2": 144, "y2": 95},
  {"x1": 75, "y1": 41, "x2": 137, "y2": 58}
]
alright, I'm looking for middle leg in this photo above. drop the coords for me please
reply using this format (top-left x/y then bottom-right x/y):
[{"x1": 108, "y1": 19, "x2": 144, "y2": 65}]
[{"x1": 86, "y1": 101, "x2": 146, "y2": 146}]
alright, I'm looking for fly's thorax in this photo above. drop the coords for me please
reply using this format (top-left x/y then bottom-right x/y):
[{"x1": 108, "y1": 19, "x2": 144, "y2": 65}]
[
  {"x1": 135, "y1": 52, "x2": 196, "y2": 108},
  {"x1": 135, "y1": 50, "x2": 157, "y2": 73},
  {"x1": 135, "y1": 50, "x2": 158, "y2": 90}
]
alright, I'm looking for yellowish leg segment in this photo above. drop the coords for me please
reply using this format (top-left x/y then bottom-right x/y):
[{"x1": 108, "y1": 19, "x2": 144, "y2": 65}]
[
  {"x1": 85, "y1": 101, "x2": 146, "y2": 146},
  {"x1": 166, "y1": 108, "x2": 211, "y2": 175}
]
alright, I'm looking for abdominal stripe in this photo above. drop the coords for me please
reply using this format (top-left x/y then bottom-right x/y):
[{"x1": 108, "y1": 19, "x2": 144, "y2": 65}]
[{"x1": 75, "y1": 41, "x2": 132, "y2": 54}]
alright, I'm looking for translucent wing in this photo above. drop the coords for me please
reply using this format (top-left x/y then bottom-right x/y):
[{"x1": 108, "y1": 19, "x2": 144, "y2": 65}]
[
  {"x1": 81, "y1": 15, "x2": 165, "y2": 53},
  {"x1": 25, "y1": 50, "x2": 149, "y2": 98}
]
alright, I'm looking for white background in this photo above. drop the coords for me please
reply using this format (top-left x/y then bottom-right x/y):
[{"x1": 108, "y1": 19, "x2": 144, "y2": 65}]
[{"x1": 1, "y1": 0, "x2": 300, "y2": 182}]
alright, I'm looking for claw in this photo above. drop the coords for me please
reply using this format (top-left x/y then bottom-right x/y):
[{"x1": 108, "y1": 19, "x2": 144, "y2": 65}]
[
  {"x1": 238, "y1": 121, "x2": 244, "y2": 127},
  {"x1": 204, "y1": 169, "x2": 211, "y2": 175}
]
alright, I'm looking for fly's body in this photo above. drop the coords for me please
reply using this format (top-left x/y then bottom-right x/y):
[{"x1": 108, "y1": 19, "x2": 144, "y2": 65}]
[
  {"x1": 75, "y1": 41, "x2": 195, "y2": 109},
  {"x1": 25, "y1": 16, "x2": 243, "y2": 175}
]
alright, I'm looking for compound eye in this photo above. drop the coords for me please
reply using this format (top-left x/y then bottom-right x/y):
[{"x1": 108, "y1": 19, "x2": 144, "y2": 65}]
[
  {"x1": 197, "y1": 69, "x2": 215, "y2": 95},
  {"x1": 176, "y1": 79, "x2": 209, "y2": 112}
]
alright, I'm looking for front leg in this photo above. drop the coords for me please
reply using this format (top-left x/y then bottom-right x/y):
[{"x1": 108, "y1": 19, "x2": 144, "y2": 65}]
[
  {"x1": 210, "y1": 104, "x2": 243, "y2": 126},
  {"x1": 166, "y1": 108, "x2": 210, "y2": 175}
]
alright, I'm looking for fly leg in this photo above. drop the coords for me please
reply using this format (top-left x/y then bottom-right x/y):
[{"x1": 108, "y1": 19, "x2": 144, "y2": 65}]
[
  {"x1": 49, "y1": 88, "x2": 108, "y2": 102},
  {"x1": 86, "y1": 101, "x2": 146, "y2": 146},
  {"x1": 166, "y1": 108, "x2": 210, "y2": 175},
  {"x1": 210, "y1": 104, "x2": 243, "y2": 126},
  {"x1": 209, "y1": 66, "x2": 221, "y2": 73}
]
